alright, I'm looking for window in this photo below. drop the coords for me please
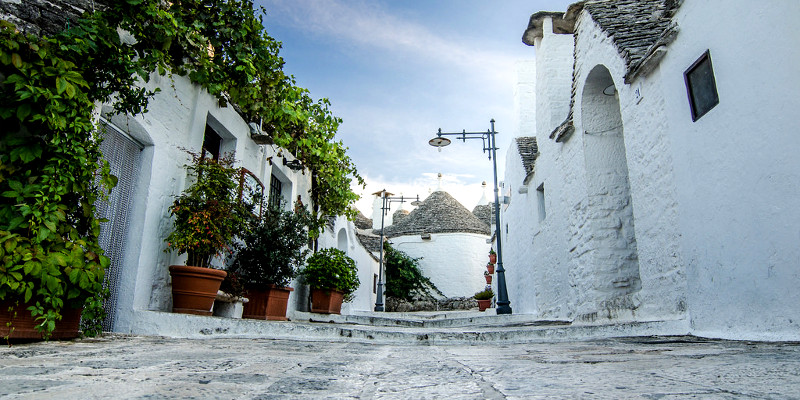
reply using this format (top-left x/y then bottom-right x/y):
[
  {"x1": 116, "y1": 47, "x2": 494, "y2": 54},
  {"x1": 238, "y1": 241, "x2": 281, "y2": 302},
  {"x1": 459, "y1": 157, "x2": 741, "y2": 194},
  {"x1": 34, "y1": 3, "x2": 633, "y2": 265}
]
[
  {"x1": 373, "y1": 274, "x2": 378, "y2": 294},
  {"x1": 684, "y1": 50, "x2": 719, "y2": 121},
  {"x1": 268, "y1": 174, "x2": 283, "y2": 209},
  {"x1": 202, "y1": 124, "x2": 222, "y2": 160},
  {"x1": 537, "y1": 183, "x2": 546, "y2": 222}
]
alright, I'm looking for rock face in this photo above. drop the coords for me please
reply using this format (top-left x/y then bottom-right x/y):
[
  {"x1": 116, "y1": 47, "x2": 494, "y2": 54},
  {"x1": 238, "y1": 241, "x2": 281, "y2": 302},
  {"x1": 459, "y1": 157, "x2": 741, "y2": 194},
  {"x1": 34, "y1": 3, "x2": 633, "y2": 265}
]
[
  {"x1": 0, "y1": 0, "x2": 108, "y2": 37},
  {"x1": 386, "y1": 296, "x2": 476, "y2": 312}
]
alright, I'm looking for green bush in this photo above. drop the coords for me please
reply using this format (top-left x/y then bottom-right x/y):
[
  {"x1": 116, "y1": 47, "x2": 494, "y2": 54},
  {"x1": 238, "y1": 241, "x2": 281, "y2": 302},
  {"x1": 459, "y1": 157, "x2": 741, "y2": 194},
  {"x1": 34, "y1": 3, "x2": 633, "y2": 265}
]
[
  {"x1": 383, "y1": 242, "x2": 441, "y2": 301},
  {"x1": 474, "y1": 289, "x2": 494, "y2": 300},
  {"x1": 299, "y1": 248, "x2": 359, "y2": 302},
  {"x1": 228, "y1": 203, "x2": 311, "y2": 289}
]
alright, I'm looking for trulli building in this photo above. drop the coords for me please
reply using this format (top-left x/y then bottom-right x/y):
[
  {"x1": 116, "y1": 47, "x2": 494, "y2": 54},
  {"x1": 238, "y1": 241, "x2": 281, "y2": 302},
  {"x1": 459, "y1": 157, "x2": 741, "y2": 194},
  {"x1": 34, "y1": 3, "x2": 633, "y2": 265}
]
[
  {"x1": 383, "y1": 191, "x2": 491, "y2": 298},
  {"x1": 501, "y1": 0, "x2": 800, "y2": 341}
]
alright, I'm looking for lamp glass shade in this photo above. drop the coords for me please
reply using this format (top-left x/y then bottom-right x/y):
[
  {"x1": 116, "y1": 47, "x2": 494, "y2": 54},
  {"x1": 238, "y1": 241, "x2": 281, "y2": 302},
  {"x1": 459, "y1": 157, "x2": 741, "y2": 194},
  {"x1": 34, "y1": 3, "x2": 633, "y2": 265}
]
[{"x1": 428, "y1": 137, "x2": 451, "y2": 147}]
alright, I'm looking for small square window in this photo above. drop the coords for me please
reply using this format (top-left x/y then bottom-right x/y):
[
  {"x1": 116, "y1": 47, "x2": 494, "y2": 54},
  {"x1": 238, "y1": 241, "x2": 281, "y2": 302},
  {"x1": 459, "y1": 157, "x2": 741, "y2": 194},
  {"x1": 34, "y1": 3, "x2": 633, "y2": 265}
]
[{"x1": 684, "y1": 50, "x2": 719, "y2": 121}]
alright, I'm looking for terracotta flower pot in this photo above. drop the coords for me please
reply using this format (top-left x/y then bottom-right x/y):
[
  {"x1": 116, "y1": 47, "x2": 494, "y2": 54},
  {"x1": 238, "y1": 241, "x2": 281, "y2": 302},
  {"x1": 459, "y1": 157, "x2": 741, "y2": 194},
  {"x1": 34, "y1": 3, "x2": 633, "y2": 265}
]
[
  {"x1": 488, "y1": 253, "x2": 497, "y2": 264},
  {"x1": 310, "y1": 289, "x2": 344, "y2": 314},
  {"x1": 486, "y1": 264, "x2": 495, "y2": 274},
  {"x1": 477, "y1": 299, "x2": 491, "y2": 312},
  {"x1": 485, "y1": 274, "x2": 493, "y2": 284},
  {"x1": 0, "y1": 300, "x2": 82, "y2": 341},
  {"x1": 169, "y1": 265, "x2": 227, "y2": 315},
  {"x1": 243, "y1": 286, "x2": 294, "y2": 321}
]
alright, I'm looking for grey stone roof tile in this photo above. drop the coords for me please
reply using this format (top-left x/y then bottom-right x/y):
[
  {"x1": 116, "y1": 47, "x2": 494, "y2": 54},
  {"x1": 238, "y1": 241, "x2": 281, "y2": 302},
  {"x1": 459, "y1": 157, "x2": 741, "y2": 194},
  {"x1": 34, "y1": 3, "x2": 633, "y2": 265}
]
[
  {"x1": 531, "y1": 0, "x2": 682, "y2": 143},
  {"x1": 383, "y1": 191, "x2": 490, "y2": 237},
  {"x1": 393, "y1": 209, "x2": 410, "y2": 224},
  {"x1": 354, "y1": 211, "x2": 373, "y2": 230},
  {"x1": 516, "y1": 137, "x2": 539, "y2": 175},
  {"x1": 583, "y1": 0, "x2": 682, "y2": 83},
  {"x1": 0, "y1": 0, "x2": 108, "y2": 37},
  {"x1": 472, "y1": 204, "x2": 494, "y2": 228}
]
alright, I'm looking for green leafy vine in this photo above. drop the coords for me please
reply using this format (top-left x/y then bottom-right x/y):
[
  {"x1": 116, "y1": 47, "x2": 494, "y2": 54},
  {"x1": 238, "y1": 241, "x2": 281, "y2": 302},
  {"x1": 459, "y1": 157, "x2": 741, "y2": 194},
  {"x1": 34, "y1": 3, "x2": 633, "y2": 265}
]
[{"x1": 0, "y1": 0, "x2": 362, "y2": 338}]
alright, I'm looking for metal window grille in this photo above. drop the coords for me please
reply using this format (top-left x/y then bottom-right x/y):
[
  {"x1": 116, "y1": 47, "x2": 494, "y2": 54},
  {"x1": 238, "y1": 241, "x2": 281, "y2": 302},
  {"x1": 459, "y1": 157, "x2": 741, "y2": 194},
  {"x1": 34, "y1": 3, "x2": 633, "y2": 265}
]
[
  {"x1": 269, "y1": 174, "x2": 282, "y2": 209},
  {"x1": 95, "y1": 123, "x2": 143, "y2": 332}
]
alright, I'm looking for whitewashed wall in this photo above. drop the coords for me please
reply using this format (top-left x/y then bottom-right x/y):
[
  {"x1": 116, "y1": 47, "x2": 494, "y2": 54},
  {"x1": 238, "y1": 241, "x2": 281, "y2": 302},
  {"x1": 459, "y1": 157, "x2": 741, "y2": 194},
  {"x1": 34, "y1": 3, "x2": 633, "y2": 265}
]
[
  {"x1": 390, "y1": 233, "x2": 490, "y2": 298},
  {"x1": 658, "y1": 0, "x2": 800, "y2": 340},
  {"x1": 502, "y1": 17, "x2": 578, "y2": 321},
  {"x1": 569, "y1": 9, "x2": 686, "y2": 323},
  {"x1": 314, "y1": 216, "x2": 380, "y2": 314},
  {"x1": 102, "y1": 74, "x2": 312, "y2": 333}
]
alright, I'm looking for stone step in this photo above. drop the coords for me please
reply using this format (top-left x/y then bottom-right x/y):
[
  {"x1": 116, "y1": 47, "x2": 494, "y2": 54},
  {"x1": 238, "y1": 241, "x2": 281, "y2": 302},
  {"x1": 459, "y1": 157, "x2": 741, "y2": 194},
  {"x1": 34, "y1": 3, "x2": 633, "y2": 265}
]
[
  {"x1": 292, "y1": 310, "x2": 572, "y2": 328},
  {"x1": 126, "y1": 310, "x2": 690, "y2": 345}
]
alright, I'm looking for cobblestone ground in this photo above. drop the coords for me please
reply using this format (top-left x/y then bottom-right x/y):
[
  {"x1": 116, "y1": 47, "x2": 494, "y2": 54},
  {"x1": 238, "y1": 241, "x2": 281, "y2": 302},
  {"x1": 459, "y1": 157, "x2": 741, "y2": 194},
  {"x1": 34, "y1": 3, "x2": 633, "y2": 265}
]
[{"x1": 1, "y1": 335, "x2": 799, "y2": 399}]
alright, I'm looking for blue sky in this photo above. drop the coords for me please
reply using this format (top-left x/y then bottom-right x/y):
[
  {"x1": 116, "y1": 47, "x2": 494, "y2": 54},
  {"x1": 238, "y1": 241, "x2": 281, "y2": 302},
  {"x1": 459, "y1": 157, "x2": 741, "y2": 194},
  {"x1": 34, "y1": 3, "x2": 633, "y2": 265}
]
[{"x1": 256, "y1": 0, "x2": 574, "y2": 214}]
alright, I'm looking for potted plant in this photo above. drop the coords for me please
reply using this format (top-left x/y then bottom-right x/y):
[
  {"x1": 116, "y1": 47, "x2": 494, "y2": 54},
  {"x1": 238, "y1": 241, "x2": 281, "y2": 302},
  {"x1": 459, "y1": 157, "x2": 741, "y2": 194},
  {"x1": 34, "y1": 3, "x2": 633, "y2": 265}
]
[
  {"x1": 474, "y1": 288, "x2": 494, "y2": 312},
  {"x1": 488, "y1": 248, "x2": 497, "y2": 265},
  {"x1": 228, "y1": 203, "x2": 310, "y2": 320},
  {"x1": 298, "y1": 248, "x2": 359, "y2": 314},
  {"x1": 486, "y1": 263, "x2": 495, "y2": 274},
  {"x1": 484, "y1": 270, "x2": 493, "y2": 284},
  {"x1": 165, "y1": 152, "x2": 247, "y2": 315}
]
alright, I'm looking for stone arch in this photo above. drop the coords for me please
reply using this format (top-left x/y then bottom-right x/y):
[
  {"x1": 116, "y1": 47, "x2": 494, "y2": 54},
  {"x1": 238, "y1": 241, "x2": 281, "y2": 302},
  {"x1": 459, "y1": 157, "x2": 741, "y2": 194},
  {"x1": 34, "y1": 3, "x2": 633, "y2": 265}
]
[
  {"x1": 579, "y1": 64, "x2": 641, "y2": 319},
  {"x1": 337, "y1": 228, "x2": 348, "y2": 253}
]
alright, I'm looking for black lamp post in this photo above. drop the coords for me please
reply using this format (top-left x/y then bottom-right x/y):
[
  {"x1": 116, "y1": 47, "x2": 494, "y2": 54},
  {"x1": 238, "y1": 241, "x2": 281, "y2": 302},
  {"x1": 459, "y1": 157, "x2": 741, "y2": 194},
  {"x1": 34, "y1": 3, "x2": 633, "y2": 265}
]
[
  {"x1": 374, "y1": 190, "x2": 421, "y2": 312},
  {"x1": 428, "y1": 119, "x2": 512, "y2": 314}
]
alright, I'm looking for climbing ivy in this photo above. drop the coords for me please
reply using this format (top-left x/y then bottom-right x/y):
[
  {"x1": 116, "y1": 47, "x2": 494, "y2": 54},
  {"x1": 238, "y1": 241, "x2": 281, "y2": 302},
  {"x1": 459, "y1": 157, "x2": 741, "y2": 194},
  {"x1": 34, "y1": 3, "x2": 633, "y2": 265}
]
[
  {"x1": 0, "y1": 0, "x2": 363, "y2": 338},
  {"x1": 383, "y1": 242, "x2": 442, "y2": 302}
]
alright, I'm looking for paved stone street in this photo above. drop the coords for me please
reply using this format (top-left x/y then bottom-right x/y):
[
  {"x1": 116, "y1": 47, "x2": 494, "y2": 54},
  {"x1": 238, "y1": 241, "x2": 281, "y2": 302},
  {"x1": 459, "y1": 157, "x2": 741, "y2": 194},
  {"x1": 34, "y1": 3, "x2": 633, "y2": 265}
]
[{"x1": 1, "y1": 335, "x2": 799, "y2": 399}]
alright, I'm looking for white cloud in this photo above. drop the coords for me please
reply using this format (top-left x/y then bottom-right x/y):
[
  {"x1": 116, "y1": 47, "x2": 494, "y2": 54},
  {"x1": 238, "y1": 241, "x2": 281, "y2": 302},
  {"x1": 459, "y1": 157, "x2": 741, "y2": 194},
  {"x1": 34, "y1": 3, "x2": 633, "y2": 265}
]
[{"x1": 260, "y1": 0, "x2": 518, "y2": 88}]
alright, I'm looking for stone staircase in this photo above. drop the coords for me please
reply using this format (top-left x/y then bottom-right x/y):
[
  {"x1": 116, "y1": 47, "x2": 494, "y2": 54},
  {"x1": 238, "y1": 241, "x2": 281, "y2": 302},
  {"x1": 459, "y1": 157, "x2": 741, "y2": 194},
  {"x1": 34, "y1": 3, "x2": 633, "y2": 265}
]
[{"x1": 126, "y1": 309, "x2": 691, "y2": 344}]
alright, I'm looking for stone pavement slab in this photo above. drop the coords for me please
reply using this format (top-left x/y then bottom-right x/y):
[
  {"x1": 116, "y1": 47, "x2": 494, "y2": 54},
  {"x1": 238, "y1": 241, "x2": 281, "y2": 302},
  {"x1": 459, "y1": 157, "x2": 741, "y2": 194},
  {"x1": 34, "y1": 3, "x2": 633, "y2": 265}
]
[{"x1": 1, "y1": 335, "x2": 798, "y2": 399}]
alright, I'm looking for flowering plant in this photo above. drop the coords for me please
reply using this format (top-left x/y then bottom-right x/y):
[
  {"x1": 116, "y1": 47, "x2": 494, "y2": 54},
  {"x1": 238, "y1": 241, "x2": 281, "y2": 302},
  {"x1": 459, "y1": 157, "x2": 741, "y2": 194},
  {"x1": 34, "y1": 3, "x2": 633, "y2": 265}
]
[{"x1": 165, "y1": 151, "x2": 248, "y2": 268}]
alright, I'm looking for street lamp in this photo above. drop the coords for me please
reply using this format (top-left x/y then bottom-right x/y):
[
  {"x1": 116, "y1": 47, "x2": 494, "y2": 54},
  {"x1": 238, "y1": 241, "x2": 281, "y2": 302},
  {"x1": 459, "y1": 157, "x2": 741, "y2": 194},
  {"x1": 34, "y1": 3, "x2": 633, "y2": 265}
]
[
  {"x1": 428, "y1": 119, "x2": 512, "y2": 314},
  {"x1": 374, "y1": 190, "x2": 421, "y2": 312}
]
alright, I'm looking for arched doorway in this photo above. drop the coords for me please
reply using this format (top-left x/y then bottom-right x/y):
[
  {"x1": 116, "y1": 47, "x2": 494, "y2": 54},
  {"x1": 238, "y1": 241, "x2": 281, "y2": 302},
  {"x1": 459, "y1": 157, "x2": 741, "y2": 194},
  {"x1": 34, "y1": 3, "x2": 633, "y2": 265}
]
[
  {"x1": 579, "y1": 65, "x2": 641, "y2": 318},
  {"x1": 337, "y1": 228, "x2": 348, "y2": 253}
]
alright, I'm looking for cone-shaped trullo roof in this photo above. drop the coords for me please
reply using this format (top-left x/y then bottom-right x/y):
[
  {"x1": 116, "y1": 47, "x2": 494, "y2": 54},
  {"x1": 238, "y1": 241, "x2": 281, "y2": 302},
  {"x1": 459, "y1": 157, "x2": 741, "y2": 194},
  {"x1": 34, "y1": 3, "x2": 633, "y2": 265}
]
[
  {"x1": 472, "y1": 203, "x2": 494, "y2": 228},
  {"x1": 383, "y1": 191, "x2": 490, "y2": 237},
  {"x1": 354, "y1": 211, "x2": 373, "y2": 230}
]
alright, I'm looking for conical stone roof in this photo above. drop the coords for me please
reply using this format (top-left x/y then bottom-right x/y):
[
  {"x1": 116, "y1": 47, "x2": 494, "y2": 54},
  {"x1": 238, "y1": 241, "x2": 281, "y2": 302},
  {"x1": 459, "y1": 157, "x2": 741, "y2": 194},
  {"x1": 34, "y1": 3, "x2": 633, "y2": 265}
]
[
  {"x1": 354, "y1": 211, "x2": 373, "y2": 230},
  {"x1": 472, "y1": 203, "x2": 494, "y2": 228},
  {"x1": 384, "y1": 191, "x2": 490, "y2": 237}
]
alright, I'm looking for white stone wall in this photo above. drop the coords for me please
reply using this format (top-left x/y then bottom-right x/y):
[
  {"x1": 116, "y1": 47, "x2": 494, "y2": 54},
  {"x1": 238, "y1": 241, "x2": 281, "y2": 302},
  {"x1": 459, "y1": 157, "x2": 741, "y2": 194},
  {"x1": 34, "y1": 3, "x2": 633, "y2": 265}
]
[
  {"x1": 658, "y1": 0, "x2": 800, "y2": 340},
  {"x1": 390, "y1": 233, "x2": 490, "y2": 298},
  {"x1": 315, "y1": 216, "x2": 380, "y2": 314},
  {"x1": 501, "y1": 17, "x2": 579, "y2": 321},
  {"x1": 103, "y1": 74, "x2": 312, "y2": 333}
]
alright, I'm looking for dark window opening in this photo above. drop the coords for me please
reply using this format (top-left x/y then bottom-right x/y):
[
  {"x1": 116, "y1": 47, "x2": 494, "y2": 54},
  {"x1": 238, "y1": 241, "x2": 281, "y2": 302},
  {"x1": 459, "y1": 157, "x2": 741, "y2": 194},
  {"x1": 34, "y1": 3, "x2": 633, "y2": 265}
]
[
  {"x1": 537, "y1": 183, "x2": 546, "y2": 222},
  {"x1": 202, "y1": 124, "x2": 222, "y2": 160},
  {"x1": 269, "y1": 174, "x2": 283, "y2": 209},
  {"x1": 684, "y1": 50, "x2": 719, "y2": 122},
  {"x1": 373, "y1": 274, "x2": 378, "y2": 294}
]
